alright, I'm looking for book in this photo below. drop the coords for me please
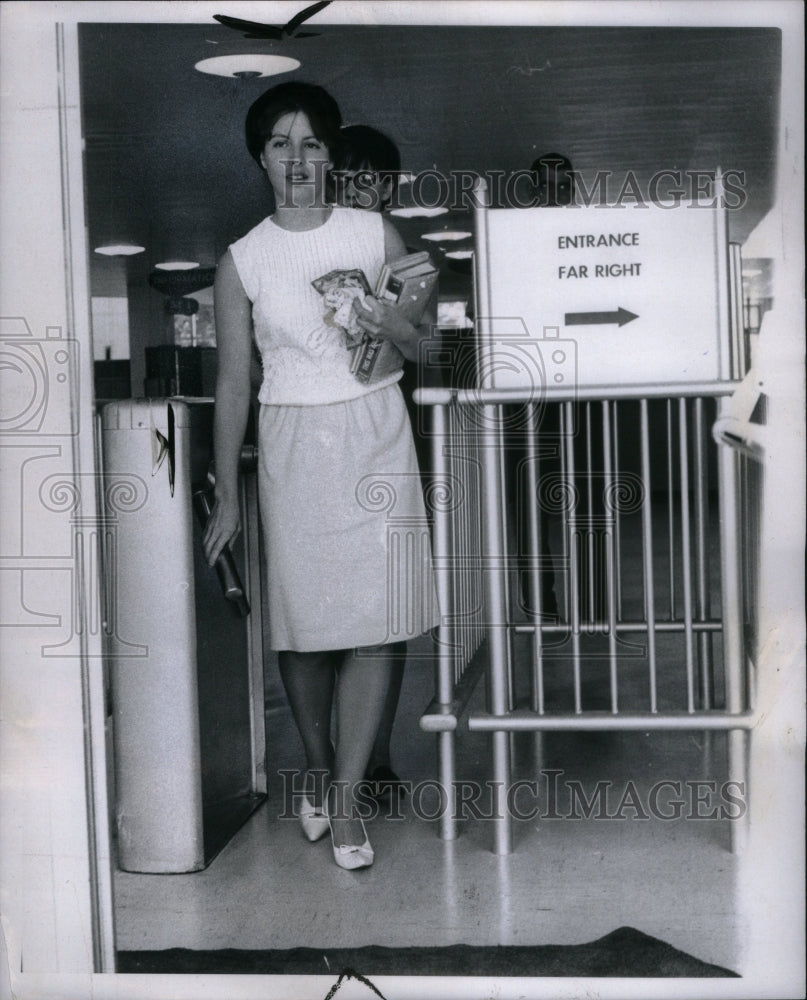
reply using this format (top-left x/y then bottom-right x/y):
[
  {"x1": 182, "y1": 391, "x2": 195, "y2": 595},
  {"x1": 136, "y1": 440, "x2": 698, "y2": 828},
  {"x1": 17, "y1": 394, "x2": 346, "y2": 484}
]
[
  {"x1": 312, "y1": 252, "x2": 439, "y2": 384},
  {"x1": 374, "y1": 251, "x2": 438, "y2": 324}
]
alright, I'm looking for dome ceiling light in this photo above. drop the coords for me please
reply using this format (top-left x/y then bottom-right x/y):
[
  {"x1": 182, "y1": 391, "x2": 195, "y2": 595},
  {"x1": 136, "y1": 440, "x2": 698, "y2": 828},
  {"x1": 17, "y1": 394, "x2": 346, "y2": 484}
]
[
  {"x1": 154, "y1": 261, "x2": 201, "y2": 271},
  {"x1": 388, "y1": 207, "x2": 449, "y2": 219},
  {"x1": 421, "y1": 231, "x2": 473, "y2": 242},
  {"x1": 94, "y1": 244, "x2": 145, "y2": 256},
  {"x1": 194, "y1": 54, "x2": 301, "y2": 78}
]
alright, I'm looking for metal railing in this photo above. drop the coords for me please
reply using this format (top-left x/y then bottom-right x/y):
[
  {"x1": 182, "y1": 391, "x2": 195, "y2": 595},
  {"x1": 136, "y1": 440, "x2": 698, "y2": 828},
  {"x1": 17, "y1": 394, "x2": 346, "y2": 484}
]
[{"x1": 418, "y1": 380, "x2": 757, "y2": 853}]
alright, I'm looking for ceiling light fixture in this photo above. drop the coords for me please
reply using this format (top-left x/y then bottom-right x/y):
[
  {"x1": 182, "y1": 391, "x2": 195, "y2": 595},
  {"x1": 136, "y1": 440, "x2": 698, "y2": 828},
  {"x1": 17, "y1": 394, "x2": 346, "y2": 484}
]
[
  {"x1": 94, "y1": 244, "x2": 146, "y2": 256},
  {"x1": 388, "y1": 206, "x2": 449, "y2": 219},
  {"x1": 155, "y1": 261, "x2": 201, "y2": 271},
  {"x1": 194, "y1": 54, "x2": 300, "y2": 78},
  {"x1": 421, "y1": 231, "x2": 472, "y2": 242}
]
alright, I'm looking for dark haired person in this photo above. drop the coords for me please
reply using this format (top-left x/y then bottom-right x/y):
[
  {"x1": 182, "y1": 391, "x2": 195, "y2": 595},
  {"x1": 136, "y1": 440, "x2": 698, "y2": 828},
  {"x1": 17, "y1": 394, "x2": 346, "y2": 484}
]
[
  {"x1": 204, "y1": 83, "x2": 438, "y2": 870},
  {"x1": 531, "y1": 152, "x2": 575, "y2": 207},
  {"x1": 332, "y1": 123, "x2": 401, "y2": 212}
]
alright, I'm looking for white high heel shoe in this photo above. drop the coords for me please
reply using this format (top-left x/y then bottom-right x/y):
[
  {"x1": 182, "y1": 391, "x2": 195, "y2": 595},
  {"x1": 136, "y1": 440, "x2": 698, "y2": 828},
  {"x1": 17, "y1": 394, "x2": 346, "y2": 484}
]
[
  {"x1": 299, "y1": 794, "x2": 329, "y2": 843},
  {"x1": 326, "y1": 788, "x2": 373, "y2": 870}
]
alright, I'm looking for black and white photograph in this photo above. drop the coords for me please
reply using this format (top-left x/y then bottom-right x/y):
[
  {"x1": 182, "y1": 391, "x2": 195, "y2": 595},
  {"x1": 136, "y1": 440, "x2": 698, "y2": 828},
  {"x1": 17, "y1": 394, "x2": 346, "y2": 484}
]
[{"x1": 0, "y1": 2, "x2": 804, "y2": 998}]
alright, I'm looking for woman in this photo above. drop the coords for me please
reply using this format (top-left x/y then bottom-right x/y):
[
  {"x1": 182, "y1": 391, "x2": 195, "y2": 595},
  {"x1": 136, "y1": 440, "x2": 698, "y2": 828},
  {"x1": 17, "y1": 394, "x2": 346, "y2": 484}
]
[
  {"x1": 203, "y1": 82, "x2": 438, "y2": 870},
  {"x1": 330, "y1": 123, "x2": 437, "y2": 802},
  {"x1": 331, "y1": 123, "x2": 401, "y2": 212}
]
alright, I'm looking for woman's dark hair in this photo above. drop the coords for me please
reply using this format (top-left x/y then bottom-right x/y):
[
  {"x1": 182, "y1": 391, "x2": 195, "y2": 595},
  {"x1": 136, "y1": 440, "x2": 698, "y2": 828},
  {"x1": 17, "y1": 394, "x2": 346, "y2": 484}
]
[
  {"x1": 333, "y1": 124, "x2": 401, "y2": 181},
  {"x1": 245, "y1": 82, "x2": 342, "y2": 165}
]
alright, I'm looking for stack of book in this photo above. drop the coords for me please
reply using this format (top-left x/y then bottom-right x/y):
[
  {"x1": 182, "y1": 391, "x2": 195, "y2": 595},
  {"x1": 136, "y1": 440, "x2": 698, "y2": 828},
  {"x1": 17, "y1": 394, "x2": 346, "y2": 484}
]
[{"x1": 312, "y1": 251, "x2": 438, "y2": 384}]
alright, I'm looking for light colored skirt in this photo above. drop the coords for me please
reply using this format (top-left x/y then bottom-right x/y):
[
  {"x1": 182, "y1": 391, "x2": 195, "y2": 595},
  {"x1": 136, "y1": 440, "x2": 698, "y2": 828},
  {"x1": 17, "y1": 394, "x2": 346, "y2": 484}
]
[{"x1": 257, "y1": 383, "x2": 440, "y2": 651}]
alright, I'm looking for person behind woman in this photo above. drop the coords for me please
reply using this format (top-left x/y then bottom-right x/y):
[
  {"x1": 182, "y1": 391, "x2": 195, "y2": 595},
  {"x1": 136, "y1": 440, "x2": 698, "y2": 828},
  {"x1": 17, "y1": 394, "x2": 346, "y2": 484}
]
[
  {"x1": 530, "y1": 152, "x2": 575, "y2": 207},
  {"x1": 330, "y1": 124, "x2": 424, "y2": 800},
  {"x1": 203, "y1": 83, "x2": 438, "y2": 870},
  {"x1": 331, "y1": 123, "x2": 401, "y2": 213}
]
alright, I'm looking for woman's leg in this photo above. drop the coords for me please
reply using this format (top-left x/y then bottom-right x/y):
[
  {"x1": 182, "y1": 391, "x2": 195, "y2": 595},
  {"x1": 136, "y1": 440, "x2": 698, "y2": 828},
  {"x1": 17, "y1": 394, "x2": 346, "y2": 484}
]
[
  {"x1": 367, "y1": 640, "x2": 407, "y2": 775},
  {"x1": 278, "y1": 650, "x2": 338, "y2": 809},
  {"x1": 330, "y1": 642, "x2": 396, "y2": 846}
]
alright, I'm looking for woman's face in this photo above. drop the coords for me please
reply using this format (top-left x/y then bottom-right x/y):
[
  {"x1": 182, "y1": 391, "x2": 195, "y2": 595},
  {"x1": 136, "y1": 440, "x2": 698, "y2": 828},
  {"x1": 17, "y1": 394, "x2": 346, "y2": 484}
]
[
  {"x1": 333, "y1": 164, "x2": 391, "y2": 213},
  {"x1": 259, "y1": 111, "x2": 331, "y2": 207}
]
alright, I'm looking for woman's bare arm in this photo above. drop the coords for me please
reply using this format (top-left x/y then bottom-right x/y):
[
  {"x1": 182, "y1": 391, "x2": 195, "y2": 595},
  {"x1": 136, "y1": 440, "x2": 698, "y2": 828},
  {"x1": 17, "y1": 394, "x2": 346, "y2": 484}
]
[{"x1": 203, "y1": 250, "x2": 253, "y2": 566}]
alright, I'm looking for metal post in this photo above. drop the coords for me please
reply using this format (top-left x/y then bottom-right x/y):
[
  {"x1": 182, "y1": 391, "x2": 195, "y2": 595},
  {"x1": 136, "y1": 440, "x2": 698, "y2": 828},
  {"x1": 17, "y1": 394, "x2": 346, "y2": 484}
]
[
  {"x1": 693, "y1": 398, "x2": 715, "y2": 707},
  {"x1": 602, "y1": 401, "x2": 619, "y2": 712},
  {"x1": 639, "y1": 399, "x2": 658, "y2": 711},
  {"x1": 716, "y1": 396, "x2": 748, "y2": 852},
  {"x1": 613, "y1": 401, "x2": 624, "y2": 618},
  {"x1": 585, "y1": 402, "x2": 595, "y2": 626},
  {"x1": 666, "y1": 398, "x2": 677, "y2": 620},
  {"x1": 525, "y1": 402, "x2": 544, "y2": 713},
  {"x1": 563, "y1": 401, "x2": 583, "y2": 712},
  {"x1": 431, "y1": 402, "x2": 457, "y2": 840},
  {"x1": 678, "y1": 398, "x2": 696, "y2": 713},
  {"x1": 479, "y1": 403, "x2": 513, "y2": 854}
]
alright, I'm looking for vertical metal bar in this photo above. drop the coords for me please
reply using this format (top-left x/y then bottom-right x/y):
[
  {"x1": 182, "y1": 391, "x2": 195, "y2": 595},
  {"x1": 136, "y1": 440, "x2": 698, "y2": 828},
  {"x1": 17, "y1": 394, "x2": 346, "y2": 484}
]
[
  {"x1": 564, "y1": 401, "x2": 582, "y2": 712},
  {"x1": 463, "y1": 411, "x2": 474, "y2": 673},
  {"x1": 585, "y1": 402, "x2": 595, "y2": 626},
  {"x1": 524, "y1": 402, "x2": 544, "y2": 713},
  {"x1": 497, "y1": 413, "x2": 515, "y2": 718},
  {"x1": 458, "y1": 415, "x2": 470, "y2": 674},
  {"x1": 728, "y1": 242, "x2": 747, "y2": 377},
  {"x1": 715, "y1": 396, "x2": 747, "y2": 852},
  {"x1": 601, "y1": 401, "x2": 618, "y2": 712},
  {"x1": 714, "y1": 188, "x2": 733, "y2": 384},
  {"x1": 666, "y1": 398, "x2": 676, "y2": 620},
  {"x1": 728, "y1": 729, "x2": 749, "y2": 854},
  {"x1": 448, "y1": 407, "x2": 462, "y2": 684},
  {"x1": 470, "y1": 412, "x2": 483, "y2": 657},
  {"x1": 441, "y1": 407, "x2": 453, "y2": 680},
  {"x1": 717, "y1": 194, "x2": 749, "y2": 853},
  {"x1": 431, "y1": 403, "x2": 457, "y2": 840},
  {"x1": 716, "y1": 400, "x2": 746, "y2": 712},
  {"x1": 678, "y1": 398, "x2": 696, "y2": 713},
  {"x1": 693, "y1": 398, "x2": 714, "y2": 707},
  {"x1": 498, "y1": 413, "x2": 516, "y2": 771},
  {"x1": 639, "y1": 399, "x2": 658, "y2": 712},
  {"x1": 612, "y1": 401, "x2": 623, "y2": 618},
  {"x1": 559, "y1": 405, "x2": 570, "y2": 621},
  {"x1": 480, "y1": 403, "x2": 513, "y2": 854}
]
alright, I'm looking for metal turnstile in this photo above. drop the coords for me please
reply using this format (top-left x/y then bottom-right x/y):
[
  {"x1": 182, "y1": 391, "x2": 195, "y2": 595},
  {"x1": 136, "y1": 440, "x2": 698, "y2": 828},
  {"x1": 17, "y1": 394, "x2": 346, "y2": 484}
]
[{"x1": 101, "y1": 398, "x2": 266, "y2": 873}]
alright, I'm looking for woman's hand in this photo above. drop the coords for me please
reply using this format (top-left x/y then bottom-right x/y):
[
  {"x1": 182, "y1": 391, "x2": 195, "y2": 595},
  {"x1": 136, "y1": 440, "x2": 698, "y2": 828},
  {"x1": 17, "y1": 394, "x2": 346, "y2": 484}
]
[
  {"x1": 353, "y1": 296, "x2": 420, "y2": 360},
  {"x1": 202, "y1": 492, "x2": 241, "y2": 567}
]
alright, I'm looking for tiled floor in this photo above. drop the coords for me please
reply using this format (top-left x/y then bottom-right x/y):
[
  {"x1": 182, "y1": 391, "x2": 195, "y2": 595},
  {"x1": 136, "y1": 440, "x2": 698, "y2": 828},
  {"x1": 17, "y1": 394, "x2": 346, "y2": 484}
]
[{"x1": 113, "y1": 635, "x2": 742, "y2": 972}]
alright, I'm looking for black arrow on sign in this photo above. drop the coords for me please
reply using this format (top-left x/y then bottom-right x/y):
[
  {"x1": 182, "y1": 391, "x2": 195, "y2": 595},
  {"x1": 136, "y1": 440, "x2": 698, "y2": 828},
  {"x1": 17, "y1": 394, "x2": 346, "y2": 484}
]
[{"x1": 565, "y1": 307, "x2": 639, "y2": 328}]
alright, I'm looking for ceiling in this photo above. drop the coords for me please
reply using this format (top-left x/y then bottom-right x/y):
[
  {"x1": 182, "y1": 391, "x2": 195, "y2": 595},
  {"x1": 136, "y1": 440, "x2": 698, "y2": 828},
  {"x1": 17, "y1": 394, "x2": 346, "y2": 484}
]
[{"x1": 79, "y1": 20, "x2": 782, "y2": 301}]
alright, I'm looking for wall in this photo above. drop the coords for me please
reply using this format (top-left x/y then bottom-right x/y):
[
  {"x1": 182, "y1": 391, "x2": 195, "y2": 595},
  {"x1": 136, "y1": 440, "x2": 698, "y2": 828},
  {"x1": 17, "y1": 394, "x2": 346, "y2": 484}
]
[{"x1": 0, "y1": 11, "x2": 113, "y2": 976}]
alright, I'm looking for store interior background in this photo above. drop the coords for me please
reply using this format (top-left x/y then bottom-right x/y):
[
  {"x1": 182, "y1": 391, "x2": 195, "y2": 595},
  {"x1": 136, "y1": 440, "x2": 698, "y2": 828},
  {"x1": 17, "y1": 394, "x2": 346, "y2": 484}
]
[
  {"x1": 76, "y1": 17, "x2": 790, "y2": 972},
  {"x1": 80, "y1": 22, "x2": 780, "y2": 397}
]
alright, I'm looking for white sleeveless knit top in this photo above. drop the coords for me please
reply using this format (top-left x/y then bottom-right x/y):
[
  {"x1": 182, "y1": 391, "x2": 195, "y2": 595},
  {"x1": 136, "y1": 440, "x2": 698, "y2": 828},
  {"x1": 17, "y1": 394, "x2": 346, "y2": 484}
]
[{"x1": 229, "y1": 207, "x2": 400, "y2": 405}]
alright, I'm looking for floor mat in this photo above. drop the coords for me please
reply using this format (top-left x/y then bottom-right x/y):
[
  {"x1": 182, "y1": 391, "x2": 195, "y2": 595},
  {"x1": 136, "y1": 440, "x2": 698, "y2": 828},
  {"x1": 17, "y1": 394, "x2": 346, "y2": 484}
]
[{"x1": 117, "y1": 925, "x2": 739, "y2": 977}]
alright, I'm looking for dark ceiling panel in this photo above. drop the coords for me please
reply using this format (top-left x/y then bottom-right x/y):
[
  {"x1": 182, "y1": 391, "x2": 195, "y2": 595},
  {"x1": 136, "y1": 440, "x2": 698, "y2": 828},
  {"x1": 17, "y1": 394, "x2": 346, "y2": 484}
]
[{"x1": 78, "y1": 22, "x2": 781, "y2": 296}]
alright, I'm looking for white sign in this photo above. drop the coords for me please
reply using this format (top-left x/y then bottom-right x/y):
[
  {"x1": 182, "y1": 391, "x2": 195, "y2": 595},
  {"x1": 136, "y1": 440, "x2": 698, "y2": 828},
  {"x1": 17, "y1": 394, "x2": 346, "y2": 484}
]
[{"x1": 478, "y1": 201, "x2": 730, "y2": 390}]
